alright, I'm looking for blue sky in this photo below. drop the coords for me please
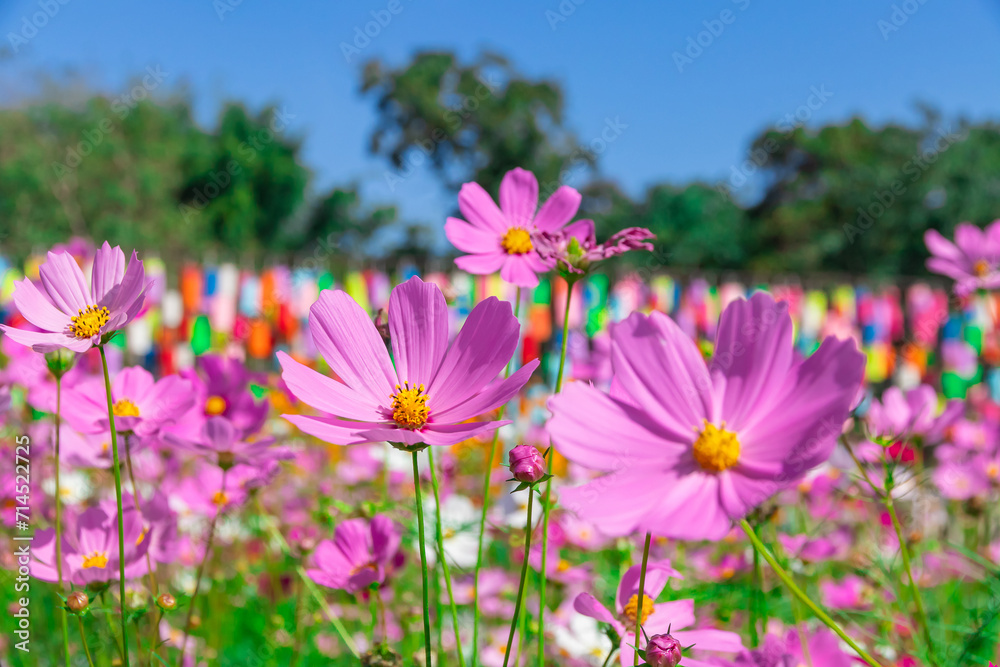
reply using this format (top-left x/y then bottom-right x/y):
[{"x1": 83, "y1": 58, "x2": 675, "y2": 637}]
[{"x1": 2, "y1": 0, "x2": 999, "y2": 231}]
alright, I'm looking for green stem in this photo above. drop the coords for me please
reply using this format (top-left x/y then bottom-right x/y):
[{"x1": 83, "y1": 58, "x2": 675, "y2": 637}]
[
  {"x1": 413, "y1": 451, "x2": 433, "y2": 667},
  {"x1": 885, "y1": 490, "x2": 935, "y2": 662},
  {"x1": 503, "y1": 489, "x2": 535, "y2": 667},
  {"x1": 473, "y1": 287, "x2": 522, "y2": 666},
  {"x1": 633, "y1": 532, "x2": 652, "y2": 665},
  {"x1": 771, "y1": 528, "x2": 811, "y2": 667},
  {"x1": 538, "y1": 279, "x2": 575, "y2": 666},
  {"x1": 76, "y1": 616, "x2": 96, "y2": 667},
  {"x1": 739, "y1": 519, "x2": 882, "y2": 667},
  {"x1": 177, "y1": 469, "x2": 226, "y2": 666},
  {"x1": 98, "y1": 345, "x2": 130, "y2": 667},
  {"x1": 54, "y1": 375, "x2": 70, "y2": 667},
  {"x1": 428, "y1": 447, "x2": 466, "y2": 667},
  {"x1": 750, "y1": 542, "x2": 761, "y2": 647},
  {"x1": 124, "y1": 433, "x2": 163, "y2": 664}
]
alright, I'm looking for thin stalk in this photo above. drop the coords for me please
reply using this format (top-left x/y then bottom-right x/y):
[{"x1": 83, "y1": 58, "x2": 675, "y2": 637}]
[
  {"x1": 76, "y1": 617, "x2": 96, "y2": 667},
  {"x1": 538, "y1": 279, "x2": 575, "y2": 665},
  {"x1": 428, "y1": 447, "x2": 466, "y2": 666},
  {"x1": 124, "y1": 433, "x2": 162, "y2": 664},
  {"x1": 739, "y1": 519, "x2": 883, "y2": 667},
  {"x1": 750, "y1": 544, "x2": 761, "y2": 646},
  {"x1": 771, "y1": 528, "x2": 811, "y2": 667},
  {"x1": 98, "y1": 344, "x2": 130, "y2": 667},
  {"x1": 885, "y1": 490, "x2": 935, "y2": 662},
  {"x1": 633, "y1": 532, "x2": 652, "y2": 665},
  {"x1": 413, "y1": 451, "x2": 433, "y2": 667},
  {"x1": 177, "y1": 469, "x2": 226, "y2": 666},
  {"x1": 54, "y1": 375, "x2": 70, "y2": 667},
  {"x1": 472, "y1": 286, "x2": 522, "y2": 666},
  {"x1": 601, "y1": 646, "x2": 618, "y2": 667},
  {"x1": 503, "y1": 489, "x2": 535, "y2": 667},
  {"x1": 375, "y1": 588, "x2": 388, "y2": 643}
]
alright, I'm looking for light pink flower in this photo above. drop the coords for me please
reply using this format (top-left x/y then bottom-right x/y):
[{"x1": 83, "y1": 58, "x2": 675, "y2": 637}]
[
  {"x1": 1, "y1": 242, "x2": 146, "y2": 352},
  {"x1": 278, "y1": 276, "x2": 538, "y2": 448},
  {"x1": 445, "y1": 168, "x2": 582, "y2": 288},
  {"x1": 925, "y1": 221, "x2": 1000, "y2": 295},
  {"x1": 306, "y1": 515, "x2": 401, "y2": 593},
  {"x1": 548, "y1": 292, "x2": 865, "y2": 540}
]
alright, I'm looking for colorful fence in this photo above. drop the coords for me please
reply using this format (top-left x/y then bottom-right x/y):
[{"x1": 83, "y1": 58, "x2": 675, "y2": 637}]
[{"x1": 1, "y1": 252, "x2": 995, "y2": 396}]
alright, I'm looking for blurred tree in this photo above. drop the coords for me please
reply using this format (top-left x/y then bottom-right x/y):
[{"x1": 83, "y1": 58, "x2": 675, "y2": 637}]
[
  {"x1": 296, "y1": 186, "x2": 397, "y2": 271},
  {"x1": 361, "y1": 50, "x2": 593, "y2": 197}
]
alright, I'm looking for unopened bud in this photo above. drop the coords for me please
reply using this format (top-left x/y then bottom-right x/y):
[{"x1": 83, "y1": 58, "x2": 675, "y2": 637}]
[
  {"x1": 157, "y1": 593, "x2": 177, "y2": 611},
  {"x1": 66, "y1": 591, "x2": 89, "y2": 613},
  {"x1": 509, "y1": 445, "x2": 546, "y2": 484},
  {"x1": 45, "y1": 348, "x2": 77, "y2": 379},
  {"x1": 645, "y1": 633, "x2": 683, "y2": 667}
]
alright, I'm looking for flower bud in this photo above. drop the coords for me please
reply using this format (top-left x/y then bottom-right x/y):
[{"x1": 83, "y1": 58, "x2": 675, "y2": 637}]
[
  {"x1": 66, "y1": 591, "x2": 89, "y2": 613},
  {"x1": 45, "y1": 348, "x2": 76, "y2": 379},
  {"x1": 509, "y1": 445, "x2": 546, "y2": 484},
  {"x1": 645, "y1": 633, "x2": 683, "y2": 667},
  {"x1": 157, "y1": 593, "x2": 177, "y2": 611}
]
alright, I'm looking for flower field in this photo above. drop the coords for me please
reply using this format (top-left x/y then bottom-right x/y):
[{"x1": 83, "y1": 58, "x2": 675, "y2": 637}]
[{"x1": 3, "y1": 168, "x2": 1000, "y2": 667}]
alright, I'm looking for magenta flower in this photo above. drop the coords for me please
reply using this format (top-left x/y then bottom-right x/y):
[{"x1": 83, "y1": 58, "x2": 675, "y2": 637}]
[
  {"x1": 166, "y1": 416, "x2": 282, "y2": 469},
  {"x1": 444, "y1": 168, "x2": 583, "y2": 288},
  {"x1": 1, "y1": 242, "x2": 146, "y2": 352},
  {"x1": 509, "y1": 444, "x2": 547, "y2": 483},
  {"x1": 533, "y1": 219, "x2": 655, "y2": 274},
  {"x1": 925, "y1": 221, "x2": 1000, "y2": 295},
  {"x1": 31, "y1": 506, "x2": 149, "y2": 586},
  {"x1": 733, "y1": 631, "x2": 852, "y2": 667},
  {"x1": 574, "y1": 559, "x2": 743, "y2": 665},
  {"x1": 63, "y1": 366, "x2": 194, "y2": 437},
  {"x1": 548, "y1": 292, "x2": 865, "y2": 540},
  {"x1": 306, "y1": 515, "x2": 402, "y2": 593},
  {"x1": 170, "y1": 354, "x2": 270, "y2": 441},
  {"x1": 866, "y1": 385, "x2": 962, "y2": 444},
  {"x1": 278, "y1": 276, "x2": 538, "y2": 449}
]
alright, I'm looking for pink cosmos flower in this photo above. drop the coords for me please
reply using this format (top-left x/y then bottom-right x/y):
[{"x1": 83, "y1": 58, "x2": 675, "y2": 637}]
[
  {"x1": 167, "y1": 355, "x2": 269, "y2": 442},
  {"x1": 1, "y1": 242, "x2": 146, "y2": 352},
  {"x1": 166, "y1": 416, "x2": 283, "y2": 469},
  {"x1": 574, "y1": 559, "x2": 743, "y2": 666},
  {"x1": 732, "y1": 630, "x2": 852, "y2": 667},
  {"x1": 306, "y1": 515, "x2": 402, "y2": 593},
  {"x1": 32, "y1": 506, "x2": 149, "y2": 586},
  {"x1": 865, "y1": 384, "x2": 962, "y2": 444},
  {"x1": 548, "y1": 292, "x2": 866, "y2": 540},
  {"x1": 62, "y1": 366, "x2": 194, "y2": 438},
  {"x1": 444, "y1": 168, "x2": 583, "y2": 288},
  {"x1": 278, "y1": 276, "x2": 538, "y2": 449},
  {"x1": 533, "y1": 219, "x2": 655, "y2": 274},
  {"x1": 925, "y1": 221, "x2": 1000, "y2": 295}
]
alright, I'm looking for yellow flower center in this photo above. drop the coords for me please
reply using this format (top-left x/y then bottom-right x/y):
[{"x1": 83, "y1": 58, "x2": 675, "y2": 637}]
[
  {"x1": 391, "y1": 382, "x2": 429, "y2": 429},
  {"x1": 988, "y1": 463, "x2": 999, "y2": 479},
  {"x1": 557, "y1": 559, "x2": 571, "y2": 572},
  {"x1": 204, "y1": 395, "x2": 227, "y2": 416},
  {"x1": 81, "y1": 551, "x2": 109, "y2": 569},
  {"x1": 974, "y1": 259, "x2": 991, "y2": 277},
  {"x1": 112, "y1": 399, "x2": 140, "y2": 418},
  {"x1": 501, "y1": 228, "x2": 533, "y2": 255},
  {"x1": 622, "y1": 593, "x2": 654, "y2": 627},
  {"x1": 692, "y1": 421, "x2": 741, "y2": 472},
  {"x1": 211, "y1": 491, "x2": 229, "y2": 506},
  {"x1": 136, "y1": 527, "x2": 147, "y2": 546},
  {"x1": 69, "y1": 305, "x2": 110, "y2": 339}
]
